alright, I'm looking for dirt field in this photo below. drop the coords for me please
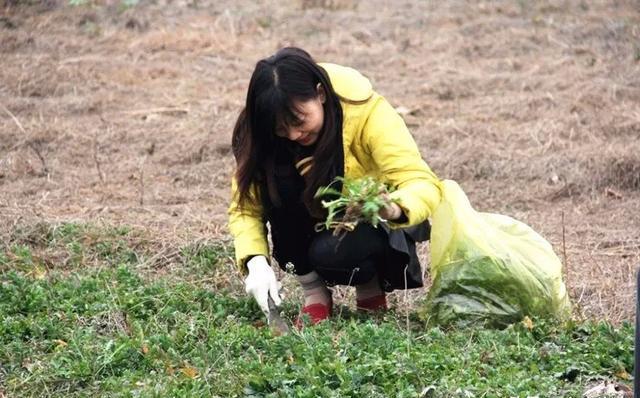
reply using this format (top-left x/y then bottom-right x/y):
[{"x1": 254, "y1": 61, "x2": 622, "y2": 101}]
[{"x1": 1, "y1": 0, "x2": 639, "y2": 323}]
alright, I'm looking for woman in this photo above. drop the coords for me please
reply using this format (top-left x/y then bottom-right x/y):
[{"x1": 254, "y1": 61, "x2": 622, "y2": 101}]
[{"x1": 228, "y1": 47, "x2": 442, "y2": 325}]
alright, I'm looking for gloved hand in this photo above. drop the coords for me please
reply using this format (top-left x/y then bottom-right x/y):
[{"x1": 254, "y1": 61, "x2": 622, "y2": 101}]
[{"x1": 245, "y1": 255, "x2": 282, "y2": 316}]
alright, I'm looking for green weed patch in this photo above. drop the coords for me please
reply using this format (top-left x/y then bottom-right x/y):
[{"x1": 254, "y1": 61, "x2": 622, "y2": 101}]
[{"x1": 0, "y1": 223, "x2": 634, "y2": 397}]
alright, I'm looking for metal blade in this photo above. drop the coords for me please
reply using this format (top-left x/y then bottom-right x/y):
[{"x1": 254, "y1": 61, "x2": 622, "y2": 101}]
[{"x1": 267, "y1": 294, "x2": 290, "y2": 336}]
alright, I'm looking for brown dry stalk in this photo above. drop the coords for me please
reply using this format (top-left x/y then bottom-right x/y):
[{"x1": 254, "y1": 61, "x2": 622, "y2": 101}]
[
  {"x1": 138, "y1": 156, "x2": 147, "y2": 206},
  {"x1": 28, "y1": 142, "x2": 49, "y2": 176},
  {"x1": 1, "y1": 102, "x2": 29, "y2": 158},
  {"x1": 123, "y1": 107, "x2": 189, "y2": 117},
  {"x1": 0, "y1": 102, "x2": 27, "y2": 138},
  {"x1": 93, "y1": 134, "x2": 105, "y2": 184},
  {"x1": 1, "y1": 103, "x2": 49, "y2": 175},
  {"x1": 561, "y1": 211, "x2": 569, "y2": 291},
  {"x1": 404, "y1": 264, "x2": 410, "y2": 357}
]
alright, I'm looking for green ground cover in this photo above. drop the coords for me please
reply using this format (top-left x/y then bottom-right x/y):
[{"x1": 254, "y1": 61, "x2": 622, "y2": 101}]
[{"x1": 0, "y1": 223, "x2": 633, "y2": 397}]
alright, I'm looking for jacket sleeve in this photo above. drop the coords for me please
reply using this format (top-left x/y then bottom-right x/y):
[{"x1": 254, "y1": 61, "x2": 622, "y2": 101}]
[
  {"x1": 361, "y1": 95, "x2": 442, "y2": 228},
  {"x1": 227, "y1": 177, "x2": 270, "y2": 274}
]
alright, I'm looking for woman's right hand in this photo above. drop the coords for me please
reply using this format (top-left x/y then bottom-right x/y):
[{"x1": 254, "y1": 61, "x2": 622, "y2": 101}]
[{"x1": 245, "y1": 256, "x2": 282, "y2": 315}]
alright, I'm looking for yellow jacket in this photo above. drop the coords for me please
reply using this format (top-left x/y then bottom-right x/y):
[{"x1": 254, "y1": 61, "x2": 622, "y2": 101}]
[{"x1": 228, "y1": 63, "x2": 442, "y2": 272}]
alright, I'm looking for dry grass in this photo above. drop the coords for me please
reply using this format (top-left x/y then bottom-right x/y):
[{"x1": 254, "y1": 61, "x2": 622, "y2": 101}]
[{"x1": 1, "y1": 0, "x2": 639, "y2": 323}]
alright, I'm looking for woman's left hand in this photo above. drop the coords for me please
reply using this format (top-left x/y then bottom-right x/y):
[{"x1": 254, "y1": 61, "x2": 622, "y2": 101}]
[{"x1": 380, "y1": 202, "x2": 403, "y2": 221}]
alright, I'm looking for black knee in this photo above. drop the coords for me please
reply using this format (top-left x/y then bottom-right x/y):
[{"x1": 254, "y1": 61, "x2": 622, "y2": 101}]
[
  {"x1": 308, "y1": 227, "x2": 384, "y2": 286},
  {"x1": 314, "y1": 259, "x2": 378, "y2": 286}
]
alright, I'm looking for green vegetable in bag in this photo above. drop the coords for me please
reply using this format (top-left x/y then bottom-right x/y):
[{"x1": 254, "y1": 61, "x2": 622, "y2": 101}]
[{"x1": 421, "y1": 180, "x2": 571, "y2": 328}]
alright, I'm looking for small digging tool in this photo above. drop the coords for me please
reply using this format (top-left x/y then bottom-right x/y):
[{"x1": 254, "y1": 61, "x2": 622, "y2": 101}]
[{"x1": 267, "y1": 294, "x2": 290, "y2": 336}]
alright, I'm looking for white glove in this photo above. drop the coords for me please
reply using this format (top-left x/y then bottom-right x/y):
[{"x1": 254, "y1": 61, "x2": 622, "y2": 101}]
[{"x1": 245, "y1": 256, "x2": 282, "y2": 315}]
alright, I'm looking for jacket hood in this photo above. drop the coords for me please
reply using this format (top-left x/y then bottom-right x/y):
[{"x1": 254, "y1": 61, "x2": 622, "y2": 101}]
[{"x1": 319, "y1": 62, "x2": 373, "y2": 102}]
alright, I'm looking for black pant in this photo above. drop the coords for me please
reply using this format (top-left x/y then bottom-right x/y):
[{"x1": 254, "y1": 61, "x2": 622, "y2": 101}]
[
  {"x1": 274, "y1": 224, "x2": 388, "y2": 286},
  {"x1": 271, "y1": 217, "x2": 388, "y2": 286}
]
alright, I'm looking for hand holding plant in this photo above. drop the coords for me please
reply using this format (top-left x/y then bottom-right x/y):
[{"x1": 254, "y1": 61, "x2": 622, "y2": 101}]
[
  {"x1": 378, "y1": 192, "x2": 403, "y2": 221},
  {"x1": 314, "y1": 176, "x2": 401, "y2": 236}
]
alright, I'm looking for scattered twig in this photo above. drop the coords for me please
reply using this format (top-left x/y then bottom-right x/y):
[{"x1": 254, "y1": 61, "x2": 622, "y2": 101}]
[
  {"x1": 404, "y1": 265, "x2": 410, "y2": 358},
  {"x1": 1, "y1": 102, "x2": 29, "y2": 159},
  {"x1": 123, "y1": 107, "x2": 189, "y2": 117},
  {"x1": 545, "y1": 182, "x2": 578, "y2": 201},
  {"x1": 561, "y1": 211, "x2": 569, "y2": 290},
  {"x1": 336, "y1": 268, "x2": 359, "y2": 323},
  {"x1": 1, "y1": 103, "x2": 49, "y2": 175},
  {"x1": 223, "y1": 9, "x2": 236, "y2": 40},
  {"x1": 27, "y1": 141, "x2": 49, "y2": 176},
  {"x1": 1, "y1": 102, "x2": 27, "y2": 136},
  {"x1": 138, "y1": 156, "x2": 147, "y2": 206},
  {"x1": 93, "y1": 115, "x2": 110, "y2": 186},
  {"x1": 93, "y1": 134, "x2": 105, "y2": 184},
  {"x1": 561, "y1": 211, "x2": 585, "y2": 321},
  {"x1": 605, "y1": 187, "x2": 623, "y2": 199},
  {"x1": 138, "y1": 247, "x2": 181, "y2": 270},
  {"x1": 58, "y1": 55, "x2": 105, "y2": 65}
]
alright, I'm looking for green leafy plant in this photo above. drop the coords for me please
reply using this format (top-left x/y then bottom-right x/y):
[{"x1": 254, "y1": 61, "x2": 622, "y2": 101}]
[{"x1": 314, "y1": 176, "x2": 397, "y2": 236}]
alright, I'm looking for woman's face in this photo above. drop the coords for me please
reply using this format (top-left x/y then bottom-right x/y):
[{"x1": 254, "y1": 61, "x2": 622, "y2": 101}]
[{"x1": 275, "y1": 85, "x2": 326, "y2": 146}]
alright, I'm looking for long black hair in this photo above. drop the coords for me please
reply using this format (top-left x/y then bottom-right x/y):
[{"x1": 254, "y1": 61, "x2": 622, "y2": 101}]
[{"x1": 232, "y1": 47, "x2": 343, "y2": 216}]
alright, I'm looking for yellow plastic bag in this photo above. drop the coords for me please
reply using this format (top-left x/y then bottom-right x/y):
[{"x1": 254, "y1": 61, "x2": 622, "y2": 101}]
[{"x1": 421, "y1": 180, "x2": 571, "y2": 327}]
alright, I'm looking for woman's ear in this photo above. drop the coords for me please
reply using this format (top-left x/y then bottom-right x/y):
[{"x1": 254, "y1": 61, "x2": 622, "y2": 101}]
[{"x1": 316, "y1": 83, "x2": 326, "y2": 104}]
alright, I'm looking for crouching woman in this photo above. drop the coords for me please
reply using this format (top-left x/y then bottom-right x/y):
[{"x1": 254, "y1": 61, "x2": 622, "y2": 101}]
[{"x1": 228, "y1": 47, "x2": 442, "y2": 324}]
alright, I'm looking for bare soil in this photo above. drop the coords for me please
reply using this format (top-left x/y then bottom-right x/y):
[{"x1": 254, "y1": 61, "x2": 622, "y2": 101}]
[{"x1": 1, "y1": 0, "x2": 639, "y2": 323}]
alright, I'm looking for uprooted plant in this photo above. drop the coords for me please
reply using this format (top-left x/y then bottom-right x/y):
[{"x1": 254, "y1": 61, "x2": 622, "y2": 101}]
[{"x1": 314, "y1": 176, "x2": 398, "y2": 236}]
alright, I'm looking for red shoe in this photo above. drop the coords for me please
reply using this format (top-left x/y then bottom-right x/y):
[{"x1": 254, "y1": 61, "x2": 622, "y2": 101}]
[
  {"x1": 295, "y1": 299, "x2": 333, "y2": 328},
  {"x1": 356, "y1": 294, "x2": 387, "y2": 312}
]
